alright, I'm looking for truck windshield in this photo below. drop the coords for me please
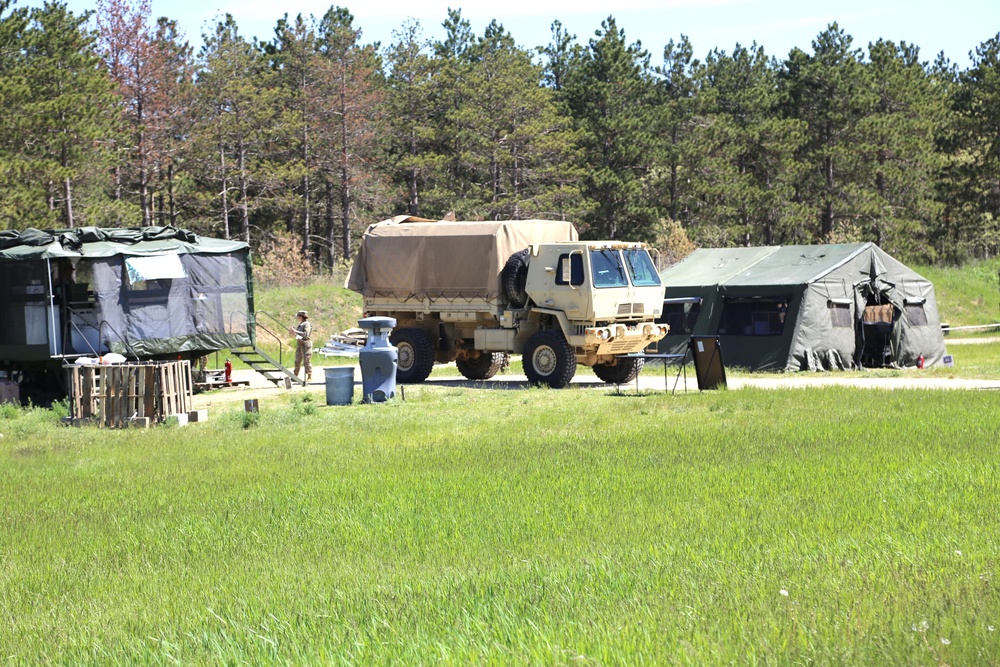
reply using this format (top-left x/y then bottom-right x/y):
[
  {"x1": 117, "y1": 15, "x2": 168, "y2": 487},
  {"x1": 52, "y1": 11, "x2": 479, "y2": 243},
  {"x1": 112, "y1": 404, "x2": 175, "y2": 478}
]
[
  {"x1": 590, "y1": 250, "x2": 629, "y2": 288},
  {"x1": 623, "y1": 249, "x2": 661, "y2": 287}
]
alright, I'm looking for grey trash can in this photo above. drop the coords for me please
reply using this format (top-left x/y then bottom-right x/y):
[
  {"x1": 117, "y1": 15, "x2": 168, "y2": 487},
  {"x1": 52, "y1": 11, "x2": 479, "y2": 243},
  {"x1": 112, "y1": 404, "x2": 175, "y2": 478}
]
[
  {"x1": 324, "y1": 366, "x2": 355, "y2": 405},
  {"x1": 358, "y1": 316, "x2": 397, "y2": 403}
]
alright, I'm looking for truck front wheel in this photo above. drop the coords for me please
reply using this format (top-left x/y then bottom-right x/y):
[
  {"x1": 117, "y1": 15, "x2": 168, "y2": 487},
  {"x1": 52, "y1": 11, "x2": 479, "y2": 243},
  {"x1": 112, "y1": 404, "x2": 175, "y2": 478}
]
[
  {"x1": 391, "y1": 328, "x2": 435, "y2": 383},
  {"x1": 592, "y1": 356, "x2": 644, "y2": 384},
  {"x1": 456, "y1": 352, "x2": 508, "y2": 380},
  {"x1": 523, "y1": 330, "x2": 577, "y2": 388}
]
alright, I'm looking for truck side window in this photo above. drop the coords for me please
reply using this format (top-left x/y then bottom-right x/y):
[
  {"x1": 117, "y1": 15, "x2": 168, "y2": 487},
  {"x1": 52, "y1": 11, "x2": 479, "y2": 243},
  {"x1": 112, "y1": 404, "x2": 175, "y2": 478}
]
[{"x1": 556, "y1": 253, "x2": 584, "y2": 286}]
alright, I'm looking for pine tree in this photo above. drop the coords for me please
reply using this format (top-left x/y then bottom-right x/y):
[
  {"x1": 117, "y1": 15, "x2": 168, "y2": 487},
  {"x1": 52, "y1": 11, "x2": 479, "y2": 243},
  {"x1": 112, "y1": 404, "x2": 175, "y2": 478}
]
[
  {"x1": 781, "y1": 24, "x2": 875, "y2": 241},
  {"x1": 937, "y1": 34, "x2": 1000, "y2": 260},
  {"x1": 450, "y1": 21, "x2": 581, "y2": 220},
  {"x1": 316, "y1": 6, "x2": 383, "y2": 262},
  {"x1": 0, "y1": 0, "x2": 34, "y2": 228},
  {"x1": 858, "y1": 39, "x2": 945, "y2": 259},
  {"x1": 269, "y1": 13, "x2": 323, "y2": 257},
  {"x1": 383, "y1": 20, "x2": 440, "y2": 217},
  {"x1": 192, "y1": 14, "x2": 282, "y2": 241},
  {"x1": 564, "y1": 17, "x2": 658, "y2": 240},
  {"x1": 652, "y1": 35, "x2": 702, "y2": 228},
  {"x1": 97, "y1": 0, "x2": 190, "y2": 226},
  {"x1": 693, "y1": 43, "x2": 807, "y2": 245},
  {"x1": 10, "y1": 2, "x2": 116, "y2": 228}
]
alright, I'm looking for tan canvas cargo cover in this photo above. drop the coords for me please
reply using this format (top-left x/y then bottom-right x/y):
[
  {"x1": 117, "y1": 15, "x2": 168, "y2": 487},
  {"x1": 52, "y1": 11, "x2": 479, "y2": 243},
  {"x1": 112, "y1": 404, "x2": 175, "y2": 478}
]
[{"x1": 347, "y1": 217, "x2": 579, "y2": 300}]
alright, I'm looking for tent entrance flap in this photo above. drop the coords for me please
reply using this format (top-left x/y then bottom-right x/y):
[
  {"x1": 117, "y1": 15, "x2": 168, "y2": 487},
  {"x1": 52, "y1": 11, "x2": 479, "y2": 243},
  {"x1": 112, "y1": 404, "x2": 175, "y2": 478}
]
[{"x1": 858, "y1": 291, "x2": 898, "y2": 369}]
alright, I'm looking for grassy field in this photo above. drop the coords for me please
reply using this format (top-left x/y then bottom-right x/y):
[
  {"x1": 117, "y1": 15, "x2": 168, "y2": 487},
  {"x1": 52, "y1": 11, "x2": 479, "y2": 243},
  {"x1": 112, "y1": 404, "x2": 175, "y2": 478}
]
[
  {"x1": 917, "y1": 257, "x2": 1000, "y2": 332},
  {"x1": 2, "y1": 386, "x2": 999, "y2": 664}
]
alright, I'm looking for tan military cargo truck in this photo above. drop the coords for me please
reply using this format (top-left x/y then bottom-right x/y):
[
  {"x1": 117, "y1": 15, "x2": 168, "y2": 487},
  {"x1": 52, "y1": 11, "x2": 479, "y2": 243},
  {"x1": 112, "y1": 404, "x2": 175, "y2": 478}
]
[{"x1": 346, "y1": 216, "x2": 668, "y2": 388}]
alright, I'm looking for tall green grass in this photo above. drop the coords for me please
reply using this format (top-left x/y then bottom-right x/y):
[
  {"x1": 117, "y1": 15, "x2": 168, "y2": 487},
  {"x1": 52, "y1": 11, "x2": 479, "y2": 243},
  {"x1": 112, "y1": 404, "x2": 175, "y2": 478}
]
[
  {"x1": 917, "y1": 257, "x2": 1000, "y2": 330},
  {"x1": 2, "y1": 387, "x2": 998, "y2": 664}
]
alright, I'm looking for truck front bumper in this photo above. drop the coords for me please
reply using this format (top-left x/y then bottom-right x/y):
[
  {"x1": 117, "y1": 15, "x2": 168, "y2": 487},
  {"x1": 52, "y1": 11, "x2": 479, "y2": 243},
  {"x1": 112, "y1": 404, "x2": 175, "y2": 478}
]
[{"x1": 578, "y1": 322, "x2": 668, "y2": 356}]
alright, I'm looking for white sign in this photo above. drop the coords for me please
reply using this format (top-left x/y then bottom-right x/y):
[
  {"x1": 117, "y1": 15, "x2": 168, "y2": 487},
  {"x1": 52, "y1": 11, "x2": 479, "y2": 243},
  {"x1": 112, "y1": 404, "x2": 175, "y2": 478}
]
[{"x1": 943, "y1": 354, "x2": 955, "y2": 367}]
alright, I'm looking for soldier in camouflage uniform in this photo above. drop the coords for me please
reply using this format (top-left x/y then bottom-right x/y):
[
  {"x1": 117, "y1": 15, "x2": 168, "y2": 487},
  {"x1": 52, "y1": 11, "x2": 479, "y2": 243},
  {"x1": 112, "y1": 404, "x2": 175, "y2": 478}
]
[{"x1": 289, "y1": 310, "x2": 313, "y2": 381}]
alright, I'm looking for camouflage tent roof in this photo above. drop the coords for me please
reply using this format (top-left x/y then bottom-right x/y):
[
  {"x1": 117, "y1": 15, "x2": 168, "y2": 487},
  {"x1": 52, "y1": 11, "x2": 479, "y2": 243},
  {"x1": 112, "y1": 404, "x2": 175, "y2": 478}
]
[{"x1": 0, "y1": 226, "x2": 247, "y2": 260}]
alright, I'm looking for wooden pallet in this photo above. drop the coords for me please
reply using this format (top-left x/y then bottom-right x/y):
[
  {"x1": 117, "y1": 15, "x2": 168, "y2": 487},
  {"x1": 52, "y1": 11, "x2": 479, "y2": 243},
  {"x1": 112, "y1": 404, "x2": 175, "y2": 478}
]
[{"x1": 67, "y1": 361, "x2": 193, "y2": 428}]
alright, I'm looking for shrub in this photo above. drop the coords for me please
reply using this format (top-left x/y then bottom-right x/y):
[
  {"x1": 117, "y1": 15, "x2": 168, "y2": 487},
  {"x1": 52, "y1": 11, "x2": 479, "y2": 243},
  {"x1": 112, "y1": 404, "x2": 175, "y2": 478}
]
[{"x1": 255, "y1": 232, "x2": 313, "y2": 287}]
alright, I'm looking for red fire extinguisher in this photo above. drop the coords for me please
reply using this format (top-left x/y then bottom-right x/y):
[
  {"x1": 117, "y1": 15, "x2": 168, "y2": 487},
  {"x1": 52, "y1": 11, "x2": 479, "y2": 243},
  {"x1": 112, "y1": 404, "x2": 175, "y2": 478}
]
[
  {"x1": 224, "y1": 358, "x2": 233, "y2": 382},
  {"x1": 916, "y1": 354, "x2": 925, "y2": 369}
]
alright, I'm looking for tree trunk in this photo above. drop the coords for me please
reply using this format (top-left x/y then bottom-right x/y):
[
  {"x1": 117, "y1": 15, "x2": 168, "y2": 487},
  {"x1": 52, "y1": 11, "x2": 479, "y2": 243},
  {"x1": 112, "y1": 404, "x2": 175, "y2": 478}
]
[
  {"x1": 60, "y1": 141, "x2": 75, "y2": 228},
  {"x1": 156, "y1": 165, "x2": 164, "y2": 225},
  {"x1": 669, "y1": 126, "x2": 679, "y2": 220},
  {"x1": 339, "y1": 78, "x2": 351, "y2": 261},
  {"x1": 63, "y1": 176, "x2": 75, "y2": 229},
  {"x1": 237, "y1": 141, "x2": 250, "y2": 242},
  {"x1": 167, "y1": 163, "x2": 176, "y2": 225},
  {"x1": 408, "y1": 129, "x2": 419, "y2": 216},
  {"x1": 220, "y1": 145, "x2": 230, "y2": 239},
  {"x1": 302, "y1": 125, "x2": 311, "y2": 260},
  {"x1": 325, "y1": 177, "x2": 336, "y2": 267},
  {"x1": 139, "y1": 128, "x2": 150, "y2": 226}
]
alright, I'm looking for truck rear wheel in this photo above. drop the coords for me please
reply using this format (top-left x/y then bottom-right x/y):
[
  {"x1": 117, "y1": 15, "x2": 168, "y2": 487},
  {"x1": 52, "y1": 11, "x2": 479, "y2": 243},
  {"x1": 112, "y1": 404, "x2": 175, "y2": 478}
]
[
  {"x1": 523, "y1": 330, "x2": 576, "y2": 388},
  {"x1": 593, "y1": 356, "x2": 644, "y2": 384},
  {"x1": 390, "y1": 328, "x2": 435, "y2": 383},
  {"x1": 501, "y1": 249, "x2": 530, "y2": 308},
  {"x1": 456, "y1": 352, "x2": 508, "y2": 380}
]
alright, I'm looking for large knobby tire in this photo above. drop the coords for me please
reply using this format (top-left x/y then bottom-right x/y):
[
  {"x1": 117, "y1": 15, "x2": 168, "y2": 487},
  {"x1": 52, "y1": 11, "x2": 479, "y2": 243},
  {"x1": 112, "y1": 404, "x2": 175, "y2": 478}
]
[
  {"x1": 592, "y1": 356, "x2": 645, "y2": 384},
  {"x1": 501, "y1": 249, "x2": 530, "y2": 309},
  {"x1": 390, "y1": 327, "x2": 435, "y2": 383},
  {"x1": 523, "y1": 330, "x2": 577, "y2": 388},
  {"x1": 456, "y1": 352, "x2": 509, "y2": 380}
]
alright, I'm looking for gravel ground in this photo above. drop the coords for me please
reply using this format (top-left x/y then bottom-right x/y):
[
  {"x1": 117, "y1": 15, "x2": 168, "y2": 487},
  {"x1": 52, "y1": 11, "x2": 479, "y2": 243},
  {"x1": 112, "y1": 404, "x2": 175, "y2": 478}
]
[{"x1": 191, "y1": 366, "x2": 998, "y2": 411}]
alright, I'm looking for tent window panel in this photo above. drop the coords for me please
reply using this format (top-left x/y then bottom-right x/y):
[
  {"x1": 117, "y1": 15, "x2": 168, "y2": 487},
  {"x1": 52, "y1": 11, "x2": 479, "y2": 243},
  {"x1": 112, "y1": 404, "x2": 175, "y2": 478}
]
[
  {"x1": 719, "y1": 299, "x2": 788, "y2": 336},
  {"x1": 125, "y1": 255, "x2": 187, "y2": 286},
  {"x1": 905, "y1": 303, "x2": 928, "y2": 326},
  {"x1": 829, "y1": 302, "x2": 852, "y2": 328},
  {"x1": 657, "y1": 301, "x2": 702, "y2": 334},
  {"x1": 0, "y1": 260, "x2": 49, "y2": 346}
]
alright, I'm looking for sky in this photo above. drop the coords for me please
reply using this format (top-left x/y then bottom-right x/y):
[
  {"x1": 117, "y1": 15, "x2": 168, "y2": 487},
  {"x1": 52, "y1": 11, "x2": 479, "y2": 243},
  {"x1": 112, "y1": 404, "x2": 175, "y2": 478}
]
[{"x1": 35, "y1": 0, "x2": 1000, "y2": 67}]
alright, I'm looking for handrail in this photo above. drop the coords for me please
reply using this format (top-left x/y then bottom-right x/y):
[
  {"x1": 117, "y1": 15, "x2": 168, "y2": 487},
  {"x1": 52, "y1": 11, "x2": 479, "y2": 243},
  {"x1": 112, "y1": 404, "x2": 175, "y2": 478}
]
[
  {"x1": 66, "y1": 318, "x2": 100, "y2": 358},
  {"x1": 97, "y1": 320, "x2": 141, "y2": 361},
  {"x1": 255, "y1": 310, "x2": 290, "y2": 336},
  {"x1": 250, "y1": 311, "x2": 286, "y2": 366}
]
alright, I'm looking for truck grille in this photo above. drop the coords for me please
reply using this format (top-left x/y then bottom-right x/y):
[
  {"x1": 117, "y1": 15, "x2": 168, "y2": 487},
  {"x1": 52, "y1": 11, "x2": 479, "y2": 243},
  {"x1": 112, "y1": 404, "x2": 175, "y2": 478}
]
[{"x1": 616, "y1": 303, "x2": 646, "y2": 316}]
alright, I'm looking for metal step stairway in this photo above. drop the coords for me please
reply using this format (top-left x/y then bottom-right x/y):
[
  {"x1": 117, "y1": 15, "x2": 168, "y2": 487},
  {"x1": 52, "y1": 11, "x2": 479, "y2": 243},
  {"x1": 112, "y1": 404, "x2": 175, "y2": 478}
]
[{"x1": 230, "y1": 347, "x2": 306, "y2": 386}]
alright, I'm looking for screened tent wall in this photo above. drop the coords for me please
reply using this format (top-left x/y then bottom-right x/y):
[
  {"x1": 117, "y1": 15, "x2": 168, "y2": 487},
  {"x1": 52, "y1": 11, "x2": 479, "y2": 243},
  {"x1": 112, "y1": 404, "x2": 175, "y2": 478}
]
[{"x1": 91, "y1": 251, "x2": 253, "y2": 357}]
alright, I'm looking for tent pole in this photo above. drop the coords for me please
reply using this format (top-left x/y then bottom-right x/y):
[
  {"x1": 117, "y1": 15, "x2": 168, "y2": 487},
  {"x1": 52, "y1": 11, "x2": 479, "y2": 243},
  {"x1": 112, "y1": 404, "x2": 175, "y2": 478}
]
[{"x1": 46, "y1": 258, "x2": 59, "y2": 357}]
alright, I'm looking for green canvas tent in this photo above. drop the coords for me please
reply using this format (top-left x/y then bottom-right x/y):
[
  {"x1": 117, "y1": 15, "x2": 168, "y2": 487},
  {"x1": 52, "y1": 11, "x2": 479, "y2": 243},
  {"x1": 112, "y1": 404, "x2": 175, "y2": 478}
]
[
  {"x1": 656, "y1": 243, "x2": 946, "y2": 371},
  {"x1": 0, "y1": 226, "x2": 255, "y2": 374}
]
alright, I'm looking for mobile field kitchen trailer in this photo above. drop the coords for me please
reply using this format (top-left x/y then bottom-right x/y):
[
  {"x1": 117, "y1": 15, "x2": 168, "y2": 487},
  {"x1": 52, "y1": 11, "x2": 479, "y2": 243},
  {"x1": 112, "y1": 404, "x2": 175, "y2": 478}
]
[{"x1": 0, "y1": 226, "x2": 256, "y2": 398}]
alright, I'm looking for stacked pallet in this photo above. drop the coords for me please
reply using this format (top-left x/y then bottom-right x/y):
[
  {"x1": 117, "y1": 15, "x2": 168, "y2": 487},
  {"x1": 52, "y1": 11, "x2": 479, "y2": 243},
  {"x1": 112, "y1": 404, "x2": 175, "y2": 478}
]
[{"x1": 68, "y1": 361, "x2": 193, "y2": 428}]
